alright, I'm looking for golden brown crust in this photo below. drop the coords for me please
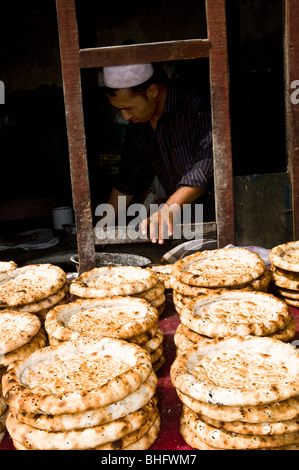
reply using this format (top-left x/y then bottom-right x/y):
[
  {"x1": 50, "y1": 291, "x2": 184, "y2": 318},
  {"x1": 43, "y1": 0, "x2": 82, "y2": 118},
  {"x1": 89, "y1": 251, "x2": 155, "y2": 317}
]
[
  {"x1": 69, "y1": 266, "x2": 159, "y2": 298},
  {"x1": 179, "y1": 290, "x2": 292, "y2": 338},
  {"x1": 171, "y1": 248, "x2": 265, "y2": 288},
  {"x1": 170, "y1": 335, "x2": 299, "y2": 407},
  {"x1": 45, "y1": 296, "x2": 159, "y2": 343},
  {"x1": 6, "y1": 398, "x2": 158, "y2": 450},
  {"x1": 0, "y1": 264, "x2": 66, "y2": 307},
  {"x1": 269, "y1": 241, "x2": 299, "y2": 272},
  {"x1": 2, "y1": 337, "x2": 153, "y2": 414},
  {"x1": 0, "y1": 310, "x2": 41, "y2": 354}
]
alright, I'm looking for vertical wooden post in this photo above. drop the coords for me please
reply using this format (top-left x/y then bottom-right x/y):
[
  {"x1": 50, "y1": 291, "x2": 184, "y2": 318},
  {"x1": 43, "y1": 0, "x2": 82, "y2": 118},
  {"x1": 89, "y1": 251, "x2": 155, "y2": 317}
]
[
  {"x1": 56, "y1": 0, "x2": 96, "y2": 273},
  {"x1": 206, "y1": 0, "x2": 235, "y2": 247},
  {"x1": 284, "y1": 0, "x2": 299, "y2": 240}
]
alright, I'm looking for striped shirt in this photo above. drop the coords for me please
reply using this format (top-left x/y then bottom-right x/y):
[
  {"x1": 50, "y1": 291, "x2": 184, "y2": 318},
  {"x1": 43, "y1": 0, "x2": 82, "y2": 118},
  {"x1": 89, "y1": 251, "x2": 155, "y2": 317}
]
[{"x1": 114, "y1": 84, "x2": 215, "y2": 221}]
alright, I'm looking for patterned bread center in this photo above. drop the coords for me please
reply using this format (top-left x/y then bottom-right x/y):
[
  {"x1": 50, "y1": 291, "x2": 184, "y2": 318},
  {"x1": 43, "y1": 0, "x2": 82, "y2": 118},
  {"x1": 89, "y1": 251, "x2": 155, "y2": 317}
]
[
  {"x1": 185, "y1": 257, "x2": 254, "y2": 277},
  {"x1": 67, "y1": 307, "x2": 147, "y2": 336},
  {"x1": 23, "y1": 352, "x2": 130, "y2": 394},
  {"x1": 88, "y1": 268, "x2": 152, "y2": 288},
  {"x1": 282, "y1": 249, "x2": 299, "y2": 264},
  {"x1": 0, "y1": 314, "x2": 37, "y2": 350},
  {"x1": 197, "y1": 299, "x2": 283, "y2": 323},
  {"x1": 0, "y1": 270, "x2": 62, "y2": 297},
  {"x1": 192, "y1": 351, "x2": 291, "y2": 390}
]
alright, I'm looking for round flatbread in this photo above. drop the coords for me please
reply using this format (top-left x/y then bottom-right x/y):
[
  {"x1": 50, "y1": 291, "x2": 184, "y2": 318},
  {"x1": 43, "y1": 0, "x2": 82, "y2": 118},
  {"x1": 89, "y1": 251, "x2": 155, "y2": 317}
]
[
  {"x1": 170, "y1": 269, "x2": 271, "y2": 297},
  {"x1": 180, "y1": 414, "x2": 219, "y2": 450},
  {"x1": 0, "y1": 261, "x2": 17, "y2": 272},
  {"x1": 171, "y1": 248, "x2": 266, "y2": 288},
  {"x1": 271, "y1": 266, "x2": 299, "y2": 290},
  {"x1": 150, "y1": 265, "x2": 173, "y2": 289},
  {"x1": 8, "y1": 283, "x2": 69, "y2": 314},
  {"x1": 269, "y1": 241, "x2": 299, "y2": 272},
  {"x1": 274, "y1": 286, "x2": 299, "y2": 299},
  {"x1": 180, "y1": 291, "x2": 292, "y2": 338},
  {"x1": 12, "y1": 413, "x2": 162, "y2": 451},
  {"x1": 94, "y1": 408, "x2": 161, "y2": 450},
  {"x1": 129, "y1": 325, "x2": 159, "y2": 345},
  {"x1": 122, "y1": 413, "x2": 161, "y2": 450},
  {"x1": 170, "y1": 335, "x2": 299, "y2": 407},
  {"x1": 0, "y1": 264, "x2": 67, "y2": 307},
  {"x1": 282, "y1": 297, "x2": 299, "y2": 308},
  {"x1": 2, "y1": 337, "x2": 153, "y2": 415},
  {"x1": 69, "y1": 266, "x2": 159, "y2": 298},
  {"x1": 45, "y1": 296, "x2": 159, "y2": 343},
  {"x1": 0, "y1": 310, "x2": 41, "y2": 354},
  {"x1": 149, "y1": 293, "x2": 166, "y2": 308},
  {"x1": 133, "y1": 281, "x2": 165, "y2": 301},
  {"x1": 177, "y1": 390, "x2": 299, "y2": 424},
  {"x1": 174, "y1": 325, "x2": 196, "y2": 353},
  {"x1": 141, "y1": 328, "x2": 164, "y2": 354},
  {"x1": 200, "y1": 412, "x2": 299, "y2": 436},
  {"x1": 184, "y1": 406, "x2": 299, "y2": 449},
  {"x1": 6, "y1": 397, "x2": 157, "y2": 450},
  {"x1": 0, "y1": 328, "x2": 47, "y2": 368},
  {"x1": 14, "y1": 372, "x2": 157, "y2": 431}
]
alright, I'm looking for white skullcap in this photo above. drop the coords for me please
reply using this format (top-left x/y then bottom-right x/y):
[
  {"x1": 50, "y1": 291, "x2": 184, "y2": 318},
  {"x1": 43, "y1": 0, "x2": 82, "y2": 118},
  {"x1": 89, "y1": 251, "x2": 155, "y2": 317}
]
[{"x1": 103, "y1": 63, "x2": 154, "y2": 89}]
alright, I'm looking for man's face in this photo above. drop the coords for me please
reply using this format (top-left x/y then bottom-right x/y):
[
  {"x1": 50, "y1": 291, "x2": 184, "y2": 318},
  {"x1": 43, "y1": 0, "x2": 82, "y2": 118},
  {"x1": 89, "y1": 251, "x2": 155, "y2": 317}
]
[{"x1": 106, "y1": 86, "x2": 158, "y2": 124}]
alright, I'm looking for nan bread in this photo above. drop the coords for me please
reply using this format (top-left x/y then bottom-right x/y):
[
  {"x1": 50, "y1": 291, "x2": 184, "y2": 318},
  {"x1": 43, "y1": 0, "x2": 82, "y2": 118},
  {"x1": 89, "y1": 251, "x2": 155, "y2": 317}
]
[
  {"x1": 171, "y1": 248, "x2": 265, "y2": 288},
  {"x1": 0, "y1": 264, "x2": 66, "y2": 307},
  {"x1": 269, "y1": 241, "x2": 299, "y2": 272},
  {"x1": 0, "y1": 310, "x2": 41, "y2": 354},
  {"x1": 179, "y1": 291, "x2": 292, "y2": 338},
  {"x1": 170, "y1": 335, "x2": 299, "y2": 407},
  {"x1": 69, "y1": 266, "x2": 159, "y2": 298},
  {"x1": 2, "y1": 337, "x2": 153, "y2": 415},
  {"x1": 45, "y1": 296, "x2": 159, "y2": 343}
]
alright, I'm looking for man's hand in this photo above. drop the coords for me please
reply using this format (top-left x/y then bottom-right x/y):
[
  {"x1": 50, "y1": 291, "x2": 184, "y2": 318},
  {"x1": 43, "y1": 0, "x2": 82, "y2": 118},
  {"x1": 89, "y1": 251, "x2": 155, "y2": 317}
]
[
  {"x1": 140, "y1": 185, "x2": 206, "y2": 244},
  {"x1": 141, "y1": 203, "x2": 181, "y2": 244}
]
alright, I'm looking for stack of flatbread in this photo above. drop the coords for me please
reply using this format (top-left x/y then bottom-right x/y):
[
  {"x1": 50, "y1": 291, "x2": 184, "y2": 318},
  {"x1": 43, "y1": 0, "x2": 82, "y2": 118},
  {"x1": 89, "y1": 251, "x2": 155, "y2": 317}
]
[
  {"x1": 69, "y1": 266, "x2": 166, "y2": 370},
  {"x1": 0, "y1": 264, "x2": 69, "y2": 323},
  {"x1": 45, "y1": 296, "x2": 165, "y2": 372},
  {"x1": 150, "y1": 264, "x2": 173, "y2": 289},
  {"x1": 170, "y1": 247, "x2": 271, "y2": 315},
  {"x1": 0, "y1": 310, "x2": 46, "y2": 371},
  {"x1": 2, "y1": 337, "x2": 160, "y2": 450},
  {"x1": 269, "y1": 240, "x2": 299, "y2": 308},
  {"x1": 174, "y1": 290, "x2": 296, "y2": 354},
  {"x1": 70, "y1": 266, "x2": 166, "y2": 315},
  {"x1": 0, "y1": 310, "x2": 47, "y2": 442},
  {"x1": 171, "y1": 335, "x2": 299, "y2": 450}
]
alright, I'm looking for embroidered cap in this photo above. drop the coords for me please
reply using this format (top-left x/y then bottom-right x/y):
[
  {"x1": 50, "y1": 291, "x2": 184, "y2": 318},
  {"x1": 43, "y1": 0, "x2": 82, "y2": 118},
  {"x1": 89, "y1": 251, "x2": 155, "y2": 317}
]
[{"x1": 103, "y1": 63, "x2": 154, "y2": 89}]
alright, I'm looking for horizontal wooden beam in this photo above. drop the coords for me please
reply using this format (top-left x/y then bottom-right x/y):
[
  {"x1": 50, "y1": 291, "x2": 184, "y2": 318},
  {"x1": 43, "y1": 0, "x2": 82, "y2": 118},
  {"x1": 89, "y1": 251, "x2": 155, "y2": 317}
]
[
  {"x1": 79, "y1": 39, "x2": 210, "y2": 69},
  {"x1": 94, "y1": 222, "x2": 217, "y2": 245}
]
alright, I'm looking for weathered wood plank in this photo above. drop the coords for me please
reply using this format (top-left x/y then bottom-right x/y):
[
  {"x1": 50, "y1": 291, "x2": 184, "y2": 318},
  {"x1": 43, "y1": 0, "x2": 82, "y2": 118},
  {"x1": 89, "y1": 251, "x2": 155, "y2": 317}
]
[
  {"x1": 206, "y1": 0, "x2": 235, "y2": 247},
  {"x1": 94, "y1": 222, "x2": 217, "y2": 245},
  {"x1": 284, "y1": 0, "x2": 299, "y2": 240},
  {"x1": 79, "y1": 39, "x2": 210, "y2": 68},
  {"x1": 55, "y1": 0, "x2": 96, "y2": 274}
]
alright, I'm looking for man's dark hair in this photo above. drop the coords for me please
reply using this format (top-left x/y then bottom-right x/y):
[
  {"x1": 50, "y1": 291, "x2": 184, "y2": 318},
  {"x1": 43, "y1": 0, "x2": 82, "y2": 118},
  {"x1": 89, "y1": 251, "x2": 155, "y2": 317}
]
[{"x1": 104, "y1": 65, "x2": 169, "y2": 97}]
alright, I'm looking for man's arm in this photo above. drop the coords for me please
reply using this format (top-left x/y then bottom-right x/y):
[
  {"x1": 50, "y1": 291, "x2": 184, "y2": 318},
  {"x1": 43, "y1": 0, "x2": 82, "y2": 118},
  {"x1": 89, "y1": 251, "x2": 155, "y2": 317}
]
[{"x1": 141, "y1": 185, "x2": 206, "y2": 244}]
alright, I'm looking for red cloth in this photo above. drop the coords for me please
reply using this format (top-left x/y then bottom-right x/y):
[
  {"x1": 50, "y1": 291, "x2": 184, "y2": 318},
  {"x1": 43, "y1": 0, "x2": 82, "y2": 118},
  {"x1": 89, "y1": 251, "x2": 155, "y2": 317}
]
[{"x1": 1, "y1": 293, "x2": 298, "y2": 451}]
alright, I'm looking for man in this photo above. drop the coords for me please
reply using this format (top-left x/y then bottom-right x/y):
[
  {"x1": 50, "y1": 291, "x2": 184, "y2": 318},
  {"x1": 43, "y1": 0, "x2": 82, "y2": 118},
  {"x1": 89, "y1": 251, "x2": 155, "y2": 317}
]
[{"x1": 102, "y1": 62, "x2": 214, "y2": 244}]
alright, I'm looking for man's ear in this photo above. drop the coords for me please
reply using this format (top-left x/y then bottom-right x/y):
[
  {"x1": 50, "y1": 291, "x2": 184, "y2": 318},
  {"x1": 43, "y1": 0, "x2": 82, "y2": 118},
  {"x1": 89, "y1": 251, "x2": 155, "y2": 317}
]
[{"x1": 147, "y1": 83, "x2": 159, "y2": 99}]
